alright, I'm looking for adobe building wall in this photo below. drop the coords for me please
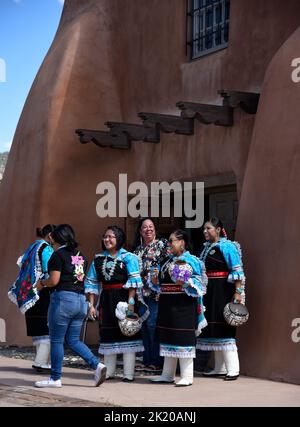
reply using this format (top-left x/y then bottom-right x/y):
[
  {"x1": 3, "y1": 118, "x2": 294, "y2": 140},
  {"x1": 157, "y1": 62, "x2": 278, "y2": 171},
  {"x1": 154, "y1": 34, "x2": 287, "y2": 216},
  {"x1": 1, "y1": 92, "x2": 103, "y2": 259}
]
[
  {"x1": 237, "y1": 25, "x2": 300, "y2": 384},
  {"x1": 0, "y1": 0, "x2": 299, "y2": 382}
]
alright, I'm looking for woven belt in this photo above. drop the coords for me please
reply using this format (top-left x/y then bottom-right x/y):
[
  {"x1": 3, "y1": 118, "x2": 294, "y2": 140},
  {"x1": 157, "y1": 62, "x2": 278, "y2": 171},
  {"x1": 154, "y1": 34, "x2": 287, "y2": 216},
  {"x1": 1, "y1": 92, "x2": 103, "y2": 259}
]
[
  {"x1": 102, "y1": 283, "x2": 124, "y2": 290},
  {"x1": 161, "y1": 284, "x2": 183, "y2": 293},
  {"x1": 207, "y1": 272, "x2": 229, "y2": 278}
]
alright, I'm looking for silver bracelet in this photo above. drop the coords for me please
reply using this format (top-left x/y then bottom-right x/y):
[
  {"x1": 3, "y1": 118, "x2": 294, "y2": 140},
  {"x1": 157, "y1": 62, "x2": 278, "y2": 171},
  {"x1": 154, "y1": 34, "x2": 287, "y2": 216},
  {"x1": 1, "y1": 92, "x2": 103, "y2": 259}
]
[{"x1": 128, "y1": 297, "x2": 135, "y2": 305}]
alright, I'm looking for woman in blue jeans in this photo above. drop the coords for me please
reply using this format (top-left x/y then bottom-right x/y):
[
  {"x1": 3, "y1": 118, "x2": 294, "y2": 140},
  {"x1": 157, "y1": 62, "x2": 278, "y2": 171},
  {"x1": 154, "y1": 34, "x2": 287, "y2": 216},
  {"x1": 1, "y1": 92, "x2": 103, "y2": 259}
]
[
  {"x1": 34, "y1": 224, "x2": 106, "y2": 388},
  {"x1": 134, "y1": 218, "x2": 169, "y2": 372}
]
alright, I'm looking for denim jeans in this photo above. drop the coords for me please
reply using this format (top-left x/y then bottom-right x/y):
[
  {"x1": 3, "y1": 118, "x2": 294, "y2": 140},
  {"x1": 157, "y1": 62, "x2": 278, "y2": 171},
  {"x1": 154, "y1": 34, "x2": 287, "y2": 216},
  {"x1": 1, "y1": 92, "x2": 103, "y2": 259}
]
[
  {"x1": 48, "y1": 291, "x2": 99, "y2": 381},
  {"x1": 140, "y1": 296, "x2": 163, "y2": 367}
]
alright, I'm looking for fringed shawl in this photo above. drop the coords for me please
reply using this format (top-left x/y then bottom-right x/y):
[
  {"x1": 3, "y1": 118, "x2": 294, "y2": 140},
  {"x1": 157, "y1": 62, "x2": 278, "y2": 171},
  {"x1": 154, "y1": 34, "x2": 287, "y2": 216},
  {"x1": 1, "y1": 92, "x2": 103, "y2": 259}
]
[{"x1": 8, "y1": 240, "x2": 46, "y2": 314}]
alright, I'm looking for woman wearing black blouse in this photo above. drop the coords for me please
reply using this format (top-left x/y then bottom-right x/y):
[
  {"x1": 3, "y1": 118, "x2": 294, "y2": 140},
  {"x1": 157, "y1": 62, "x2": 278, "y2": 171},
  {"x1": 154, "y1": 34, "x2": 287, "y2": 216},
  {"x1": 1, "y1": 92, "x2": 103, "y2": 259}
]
[{"x1": 34, "y1": 224, "x2": 106, "y2": 388}]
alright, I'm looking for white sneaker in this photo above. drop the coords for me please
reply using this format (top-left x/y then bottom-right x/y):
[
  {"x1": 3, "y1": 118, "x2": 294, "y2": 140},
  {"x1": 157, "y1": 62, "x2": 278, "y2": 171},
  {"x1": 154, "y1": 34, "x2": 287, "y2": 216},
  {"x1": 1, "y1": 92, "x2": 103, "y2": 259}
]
[
  {"x1": 95, "y1": 363, "x2": 107, "y2": 387},
  {"x1": 34, "y1": 378, "x2": 62, "y2": 388}
]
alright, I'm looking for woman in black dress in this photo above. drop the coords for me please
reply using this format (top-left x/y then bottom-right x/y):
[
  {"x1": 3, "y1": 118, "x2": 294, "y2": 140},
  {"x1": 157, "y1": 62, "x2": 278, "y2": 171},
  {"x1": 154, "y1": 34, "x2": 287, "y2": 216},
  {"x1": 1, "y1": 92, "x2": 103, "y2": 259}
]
[
  {"x1": 150, "y1": 230, "x2": 207, "y2": 386},
  {"x1": 8, "y1": 224, "x2": 56, "y2": 372},
  {"x1": 85, "y1": 226, "x2": 144, "y2": 382},
  {"x1": 197, "y1": 217, "x2": 246, "y2": 381}
]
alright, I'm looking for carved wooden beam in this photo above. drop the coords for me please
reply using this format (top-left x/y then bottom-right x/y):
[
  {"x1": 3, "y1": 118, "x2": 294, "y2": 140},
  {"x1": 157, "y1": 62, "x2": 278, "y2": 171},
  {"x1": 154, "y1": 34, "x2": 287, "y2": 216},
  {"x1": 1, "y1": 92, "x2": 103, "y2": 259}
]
[
  {"x1": 75, "y1": 129, "x2": 131, "y2": 149},
  {"x1": 138, "y1": 112, "x2": 194, "y2": 135},
  {"x1": 105, "y1": 122, "x2": 160, "y2": 143},
  {"x1": 218, "y1": 90, "x2": 260, "y2": 114},
  {"x1": 176, "y1": 101, "x2": 233, "y2": 126}
]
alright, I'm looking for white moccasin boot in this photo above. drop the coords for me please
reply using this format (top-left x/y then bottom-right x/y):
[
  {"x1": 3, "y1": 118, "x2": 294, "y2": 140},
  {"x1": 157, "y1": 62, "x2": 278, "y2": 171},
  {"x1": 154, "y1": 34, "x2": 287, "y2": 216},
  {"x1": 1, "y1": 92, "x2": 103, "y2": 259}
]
[
  {"x1": 33, "y1": 342, "x2": 51, "y2": 369},
  {"x1": 123, "y1": 352, "x2": 135, "y2": 382},
  {"x1": 175, "y1": 358, "x2": 193, "y2": 386},
  {"x1": 223, "y1": 349, "x2": 240, "y2": 380},
  {"x1": 104, "y1": 354, "x2": 117, "y2": 379},
  {"x1": 203, "y1": 351, "x2": 227, "y2": 377},
  {"x1": 150, "y1": 357, "x2": 177, "y2": 383}
]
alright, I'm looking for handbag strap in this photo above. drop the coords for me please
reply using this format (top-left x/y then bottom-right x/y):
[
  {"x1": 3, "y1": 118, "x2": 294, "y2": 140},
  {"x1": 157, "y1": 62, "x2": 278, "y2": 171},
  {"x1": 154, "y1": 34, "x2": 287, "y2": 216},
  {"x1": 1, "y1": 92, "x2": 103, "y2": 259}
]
[
  {"x1": 139, "y1": 306, "x2": 150, "y2": 323},
  {"x1": 135, "y1": 288, "x2": 150, "y2": 323}
]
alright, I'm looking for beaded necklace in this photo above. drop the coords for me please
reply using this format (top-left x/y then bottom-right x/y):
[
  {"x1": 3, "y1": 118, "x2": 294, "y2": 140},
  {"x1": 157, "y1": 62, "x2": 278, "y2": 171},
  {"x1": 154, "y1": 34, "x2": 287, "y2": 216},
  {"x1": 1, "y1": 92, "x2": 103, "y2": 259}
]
[
  {"x1": 200, "y1": 241, "x2": 219, "y2": 263},
  {"x1": 101, "y1": 253, "x2": 119, "y2": 281},
  {"x1": 161, "y1": 257, "x2": 172, "y2": 279}
]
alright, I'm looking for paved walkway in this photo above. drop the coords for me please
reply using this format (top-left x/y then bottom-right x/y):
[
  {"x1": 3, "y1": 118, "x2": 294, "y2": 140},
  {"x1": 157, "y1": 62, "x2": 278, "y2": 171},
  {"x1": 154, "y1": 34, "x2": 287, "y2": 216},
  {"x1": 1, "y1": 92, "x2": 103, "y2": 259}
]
[{"x1": 0, "y1": 356, "x2": 299, "y2": 407}]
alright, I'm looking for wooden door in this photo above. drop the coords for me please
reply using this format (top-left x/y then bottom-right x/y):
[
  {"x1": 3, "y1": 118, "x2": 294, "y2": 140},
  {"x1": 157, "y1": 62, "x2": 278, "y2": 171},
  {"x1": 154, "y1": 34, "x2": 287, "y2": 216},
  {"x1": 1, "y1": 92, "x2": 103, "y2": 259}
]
[{"x1": 209, "y1": 191, "x2": 238, "y2": 240}]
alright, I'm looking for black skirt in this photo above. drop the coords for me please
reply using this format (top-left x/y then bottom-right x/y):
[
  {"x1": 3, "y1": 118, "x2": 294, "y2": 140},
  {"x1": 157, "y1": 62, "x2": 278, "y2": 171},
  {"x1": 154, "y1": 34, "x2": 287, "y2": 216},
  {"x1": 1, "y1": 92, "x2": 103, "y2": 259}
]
[
  {"x1": 157, "y1": 291, "x2": 198, "y2": 348},
  {"x1": 99, "y1": 287, "x2": 142, "y2": 344},
  {"x1": 25, "y1": 288, "x2": 50, "y2": 337},
  {"x1": 200, "y1": 247, "x2": 236, "y2": 340}
]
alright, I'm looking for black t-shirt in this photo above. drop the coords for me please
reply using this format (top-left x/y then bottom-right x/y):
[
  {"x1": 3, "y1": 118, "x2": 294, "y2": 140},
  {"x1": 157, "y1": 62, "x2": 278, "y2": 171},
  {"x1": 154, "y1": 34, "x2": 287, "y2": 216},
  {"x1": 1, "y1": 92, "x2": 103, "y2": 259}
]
[{"x1": 48, "y1": 247, "x2": 88, "y2": 294}]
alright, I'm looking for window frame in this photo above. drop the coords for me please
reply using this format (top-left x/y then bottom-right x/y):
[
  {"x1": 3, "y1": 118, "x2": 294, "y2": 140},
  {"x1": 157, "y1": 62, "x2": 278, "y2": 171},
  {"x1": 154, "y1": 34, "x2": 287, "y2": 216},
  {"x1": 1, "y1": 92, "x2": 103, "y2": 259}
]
[{"x1": 187, "y1": 0, "x2": 230, "y2": 60}]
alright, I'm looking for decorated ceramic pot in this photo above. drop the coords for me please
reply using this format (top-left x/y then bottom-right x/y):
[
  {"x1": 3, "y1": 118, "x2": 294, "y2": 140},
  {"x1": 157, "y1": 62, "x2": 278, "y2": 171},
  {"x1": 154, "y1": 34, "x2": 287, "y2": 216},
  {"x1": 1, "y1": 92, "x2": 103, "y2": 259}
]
[
  {"x1": 223, "y1": 302, "x2": 249, "y2": 326},
  {"x1": 168, "y1": 260, "x2": 193, "y2": 284},
  {"x1": 118, "y1": 314, "x2": 142, "y2": 337}
]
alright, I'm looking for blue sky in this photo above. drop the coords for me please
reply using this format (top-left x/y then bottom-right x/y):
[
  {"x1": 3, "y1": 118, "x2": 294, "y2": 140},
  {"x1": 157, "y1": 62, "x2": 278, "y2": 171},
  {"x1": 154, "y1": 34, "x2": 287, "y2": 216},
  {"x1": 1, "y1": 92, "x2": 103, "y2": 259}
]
[{"x1": 0, "y1": 0, "x2": 64, "y2": 152}]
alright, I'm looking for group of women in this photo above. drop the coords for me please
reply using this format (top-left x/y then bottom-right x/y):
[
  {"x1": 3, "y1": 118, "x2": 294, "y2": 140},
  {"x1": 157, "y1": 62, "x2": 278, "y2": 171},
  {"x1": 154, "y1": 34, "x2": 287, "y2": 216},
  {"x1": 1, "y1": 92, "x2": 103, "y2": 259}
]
[{"x1": 8, "y1": 216, "x2": 246, "y2": 388}]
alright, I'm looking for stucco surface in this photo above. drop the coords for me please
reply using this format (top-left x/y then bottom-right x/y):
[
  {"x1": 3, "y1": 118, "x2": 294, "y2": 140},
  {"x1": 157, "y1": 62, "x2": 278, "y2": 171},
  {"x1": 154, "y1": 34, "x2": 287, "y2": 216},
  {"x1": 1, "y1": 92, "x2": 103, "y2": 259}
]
[{"x1": 237, "y1": 25, "x2": 300, "y2": 384}]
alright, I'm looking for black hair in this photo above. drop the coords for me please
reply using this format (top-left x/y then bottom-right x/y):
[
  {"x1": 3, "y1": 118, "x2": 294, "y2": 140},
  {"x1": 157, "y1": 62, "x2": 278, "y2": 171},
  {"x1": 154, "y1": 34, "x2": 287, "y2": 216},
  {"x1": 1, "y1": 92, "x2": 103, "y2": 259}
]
[
  {"x1": 102, "y1": 226, "x2": 126, "y2": 251},
  {"x1": 36, "y1": 224, "x2": 56, "y2": 238},
  {"x1": 207, "y1": 217, "x2": 227, "y2": 237},
  {"x1": 171, "y1": 229, "x2": 192, "y2": 252},
  {"x1": 133, "y1": 217, "x2": 157, "y2": 249},
  {"x1": 51, "y1": 224, "x2": 78, "y2": 250}
]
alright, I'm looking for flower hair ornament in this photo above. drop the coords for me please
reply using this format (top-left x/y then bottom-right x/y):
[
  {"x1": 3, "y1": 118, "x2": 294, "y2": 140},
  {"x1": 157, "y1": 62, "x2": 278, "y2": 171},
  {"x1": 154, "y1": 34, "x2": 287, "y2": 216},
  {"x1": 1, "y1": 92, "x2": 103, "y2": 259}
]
[{"x1": 222, "y1": 227, "x2": 228, "y2": 238}]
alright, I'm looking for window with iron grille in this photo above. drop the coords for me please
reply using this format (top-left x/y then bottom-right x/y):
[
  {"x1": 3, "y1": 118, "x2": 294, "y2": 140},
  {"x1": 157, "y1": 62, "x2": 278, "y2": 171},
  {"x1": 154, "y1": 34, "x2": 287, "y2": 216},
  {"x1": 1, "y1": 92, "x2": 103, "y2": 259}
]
[{"x1": 187, "y1": 0, "x2": 230, "y2": 60}]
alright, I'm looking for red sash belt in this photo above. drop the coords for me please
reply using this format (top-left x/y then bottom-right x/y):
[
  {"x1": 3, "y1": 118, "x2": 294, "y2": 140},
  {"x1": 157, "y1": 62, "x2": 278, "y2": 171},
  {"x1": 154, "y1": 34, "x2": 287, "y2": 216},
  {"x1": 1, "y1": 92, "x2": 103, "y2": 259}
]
[
  {"x1": 102, "y1": 283, "x2": 124, "y2": 290},
  {"x1": 161, "y1": 284, "x2": 183, "y2": 293},
  {"x1": 207, "y1": 272, "x2": 229, "y2": 278}
]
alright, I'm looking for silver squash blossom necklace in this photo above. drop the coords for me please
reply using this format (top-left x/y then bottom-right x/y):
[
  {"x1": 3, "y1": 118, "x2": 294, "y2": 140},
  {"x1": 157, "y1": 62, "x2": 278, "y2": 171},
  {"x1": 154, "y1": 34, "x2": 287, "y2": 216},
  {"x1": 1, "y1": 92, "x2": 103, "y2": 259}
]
[
  {"x1": 200, "y1": 241, "x2": 219, "y2": 263},
  {"x1": 102, "y1": 255, "x2": 118, "y2": 281}
]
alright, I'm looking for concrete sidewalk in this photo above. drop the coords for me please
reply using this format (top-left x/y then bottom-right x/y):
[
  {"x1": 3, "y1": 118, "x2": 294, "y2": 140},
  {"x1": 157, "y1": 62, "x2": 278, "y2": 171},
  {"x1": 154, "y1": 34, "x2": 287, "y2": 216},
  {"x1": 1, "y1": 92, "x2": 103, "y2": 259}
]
[{"x1": 0, "y1": 356, "x2": 299, "y2": 407}]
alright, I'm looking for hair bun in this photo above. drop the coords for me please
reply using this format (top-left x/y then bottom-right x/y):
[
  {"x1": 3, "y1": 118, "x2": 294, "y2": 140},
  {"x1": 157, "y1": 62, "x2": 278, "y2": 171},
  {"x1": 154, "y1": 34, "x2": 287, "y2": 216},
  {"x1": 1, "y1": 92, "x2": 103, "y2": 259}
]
[{"x1": 36, "y1": 227, "x2": 43, "y2": 237}]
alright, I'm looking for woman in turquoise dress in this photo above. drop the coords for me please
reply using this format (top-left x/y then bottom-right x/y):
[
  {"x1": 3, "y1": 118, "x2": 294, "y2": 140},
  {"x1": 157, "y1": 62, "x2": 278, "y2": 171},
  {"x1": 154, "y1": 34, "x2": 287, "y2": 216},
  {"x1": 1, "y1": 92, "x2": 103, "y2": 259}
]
[
  {"x1": 197, "y1": 217, "x2": 246, "y2": 381},
  {"x1": 150, "y1": 229, "x2": 207, "y2": 387},
  {"x1": 85, "y1": 226, "x2": 144, "y2": 382}
]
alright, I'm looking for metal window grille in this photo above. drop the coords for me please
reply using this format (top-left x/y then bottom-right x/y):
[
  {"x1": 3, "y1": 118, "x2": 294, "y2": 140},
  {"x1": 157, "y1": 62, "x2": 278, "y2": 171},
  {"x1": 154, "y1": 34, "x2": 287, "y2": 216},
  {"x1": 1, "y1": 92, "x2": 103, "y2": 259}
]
[{"x1": 187, "y1": 0, "x2": 230, "y2": 59}]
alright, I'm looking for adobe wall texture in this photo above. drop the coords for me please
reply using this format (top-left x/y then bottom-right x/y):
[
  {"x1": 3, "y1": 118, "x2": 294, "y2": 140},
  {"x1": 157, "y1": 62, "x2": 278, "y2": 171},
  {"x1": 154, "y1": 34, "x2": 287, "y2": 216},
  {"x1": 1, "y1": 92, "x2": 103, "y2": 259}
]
[
  {"x1": 237, "y1": 25, "x2": 300, "y2": 384},
  {"x1": 0, "y1": 0, "x2": 299, "y2": 383}
]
